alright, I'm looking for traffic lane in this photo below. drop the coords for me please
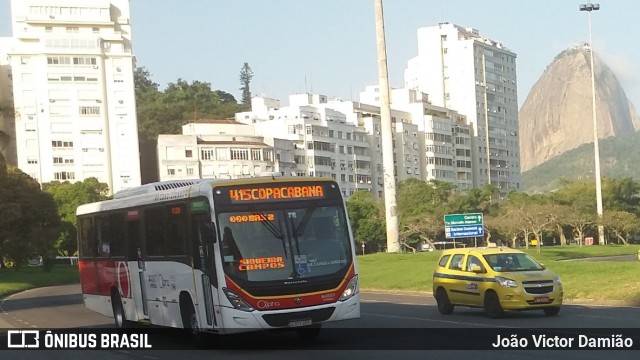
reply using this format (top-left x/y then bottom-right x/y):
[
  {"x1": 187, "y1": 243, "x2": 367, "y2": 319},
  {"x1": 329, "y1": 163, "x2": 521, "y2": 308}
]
[
  {"x1": 361, "y1": 291, "x2": 640, "y2": 328},
  {"x1": 0, "y1": 284, "x2": 111, "y2": 329},
  {"x1": 1, "y1": 288, "x2": 639, "y2": 360},
  {"x1": 3, "y1": 286, "x2": 639, "y2": 330}
]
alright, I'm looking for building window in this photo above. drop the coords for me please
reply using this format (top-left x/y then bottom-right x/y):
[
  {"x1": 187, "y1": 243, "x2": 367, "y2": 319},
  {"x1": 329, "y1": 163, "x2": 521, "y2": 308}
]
[
  {"x1": 167, "y1": 169, "x2": 175, "y2": 176},
  {"x1": 251, "y1": 148, "x2": 261, "y2": 161},
  {"x1": 185, "y1": 149, "x2": 193, "y2": 158},
  {"x1": 51, "y1": 140, "x2": 74, "y2": 148},
  {"x1": 79, "y1": 106, "x2": 100, "y2": 115},
  {"x1": 201, "y1": 148, "x2": 214, "y2": 160},
  {"x1": 54, "y1": 172, "x2": 75, "y2": 180},
  {"x1": 230, "y1": 149, "x2": 249, "y2": 160},
  {"x1": 186, "y1": 168, "x2": 194, "y2": 176},
  {"x1": 27, "y1": 158, "x2": 38, "y2": 164}
]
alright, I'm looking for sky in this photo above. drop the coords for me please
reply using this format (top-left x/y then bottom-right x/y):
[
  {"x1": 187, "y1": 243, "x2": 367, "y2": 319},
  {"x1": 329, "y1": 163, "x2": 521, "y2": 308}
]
[{"x1": 1, "y1": 0, "x2": 639, "y2": 109}]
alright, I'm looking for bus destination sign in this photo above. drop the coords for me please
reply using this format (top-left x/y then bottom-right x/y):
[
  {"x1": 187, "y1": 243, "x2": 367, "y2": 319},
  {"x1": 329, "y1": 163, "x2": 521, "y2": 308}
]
[{"x1": 228, "y1": 184, "x2": 325, "y2": 203}]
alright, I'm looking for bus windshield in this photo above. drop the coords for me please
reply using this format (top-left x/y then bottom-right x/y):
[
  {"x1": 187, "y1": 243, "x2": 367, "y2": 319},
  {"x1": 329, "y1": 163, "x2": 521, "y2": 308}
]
[{"x1": 217, "y1": 205, "x2": 351, "y2": 283}]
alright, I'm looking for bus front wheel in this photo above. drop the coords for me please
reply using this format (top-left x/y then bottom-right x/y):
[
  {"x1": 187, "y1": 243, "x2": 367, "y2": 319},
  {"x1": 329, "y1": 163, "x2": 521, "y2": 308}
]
[{"x1": 180, "y1": 297, "x2": 208, "y2": 347}]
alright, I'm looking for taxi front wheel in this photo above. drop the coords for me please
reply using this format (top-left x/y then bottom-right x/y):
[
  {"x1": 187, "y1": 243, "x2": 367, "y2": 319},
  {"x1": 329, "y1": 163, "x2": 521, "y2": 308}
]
[
  {"x1": 484, "y1": 291, "x2": 504, "y2": 319},
  {"x1": 435, "y1": 288, "x2": 454, "y2": 315}
]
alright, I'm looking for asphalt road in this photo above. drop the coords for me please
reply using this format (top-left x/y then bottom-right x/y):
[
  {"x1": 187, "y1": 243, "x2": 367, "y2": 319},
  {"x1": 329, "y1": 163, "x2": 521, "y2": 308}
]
[{"x1": 1, "y1": 285, "x2": 639, "y2": 359}]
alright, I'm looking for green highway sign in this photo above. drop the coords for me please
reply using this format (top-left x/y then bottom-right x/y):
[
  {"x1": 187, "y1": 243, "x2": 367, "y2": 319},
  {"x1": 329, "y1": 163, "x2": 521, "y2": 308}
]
[
  {"x1": 444, "y1": 213, "x2": 484, "y2": 239},
  {"x1": 444, "y1": 213, "x2": 483, "y2": 227}
]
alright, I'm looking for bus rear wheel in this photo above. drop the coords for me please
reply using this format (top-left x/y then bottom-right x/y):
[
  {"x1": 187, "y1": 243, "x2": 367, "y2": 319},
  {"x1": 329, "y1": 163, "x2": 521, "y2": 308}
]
[
  {"x1": 111, "y1": 293, "x2": 129, "y2": 329},
  {"x1": 296, "y1": 324, "x2": 321, "y2": 341}
]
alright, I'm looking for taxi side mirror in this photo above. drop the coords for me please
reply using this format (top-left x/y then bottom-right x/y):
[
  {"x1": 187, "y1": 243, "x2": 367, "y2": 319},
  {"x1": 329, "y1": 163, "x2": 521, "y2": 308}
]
[{"x1": 470, "y1": 264, "x2": 484, "y2": 273}]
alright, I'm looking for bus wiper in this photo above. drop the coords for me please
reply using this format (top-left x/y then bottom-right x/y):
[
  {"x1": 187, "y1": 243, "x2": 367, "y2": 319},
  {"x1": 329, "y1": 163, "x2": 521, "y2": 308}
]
[
  {"x1": 249, "y1": 206, "x2": 287, "y2": 257},
  {"x1": 294, "y1": 207, "x2": 316, "y2": 237}
]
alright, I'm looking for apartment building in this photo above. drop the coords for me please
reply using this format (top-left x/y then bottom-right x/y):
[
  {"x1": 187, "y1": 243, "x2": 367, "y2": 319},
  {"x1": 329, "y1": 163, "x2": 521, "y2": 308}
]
[
  {"x1": 359, "y1": 86, "x2": 474, "y2": 191},
  {"x1": 236, "y1": 94, "x2": 373, "y2": 198},
  {"x1": 404, "y1": 22, "x2": 520, "y2": 192},
  {"x1": 156, "y1": 90, "x2": 475, "y2": 200},
  {"x1": 326, "y1": 97, "x2": 421, "y2": 198},
  {"x1": 0, "y1": 0, "x2": 141, "y2": 194},
  {"x1": 0, "y1": 38, "x2": 17, "y2": 167},
  {"x1": 157, "y1": 119, "x2": 282, "y2": 182}
]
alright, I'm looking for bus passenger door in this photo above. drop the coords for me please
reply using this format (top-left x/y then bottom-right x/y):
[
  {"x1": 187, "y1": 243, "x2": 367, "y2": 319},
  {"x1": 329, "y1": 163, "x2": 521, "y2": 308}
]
[
  {"x1": 126, "y1": 212, "x2": 149, "y2": 321},
  {"x1": 192, "y1": 213, "x2": 218, "y2": 328}
]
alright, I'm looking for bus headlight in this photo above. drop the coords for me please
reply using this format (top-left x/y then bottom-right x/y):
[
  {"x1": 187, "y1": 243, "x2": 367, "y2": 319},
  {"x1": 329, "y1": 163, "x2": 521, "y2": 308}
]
[
  {"x1": 339, "y1": 275, "x2": 359, "y2": 301},
  {"x1": 223, "y1": 288, "x2": 255, "y2": 312}
]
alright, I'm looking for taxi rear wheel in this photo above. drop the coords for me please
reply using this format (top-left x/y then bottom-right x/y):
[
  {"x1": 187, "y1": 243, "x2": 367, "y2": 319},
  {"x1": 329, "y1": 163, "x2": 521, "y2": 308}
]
[
  {"x1": 435, "y1": 288, "x2": 454, "y2": 315},
  {"x1": 484, "y1": 291, "x2": 504, "y2": 319},
  {"x1": 543, "y1": 306, "x2": 561, "y2": 316}
]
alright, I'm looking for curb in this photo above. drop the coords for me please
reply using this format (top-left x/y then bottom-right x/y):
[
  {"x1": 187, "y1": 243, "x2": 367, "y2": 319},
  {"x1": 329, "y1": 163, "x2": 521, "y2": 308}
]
[{"x1": 361, "y1": 289, "x2": 640, "y2": 308}]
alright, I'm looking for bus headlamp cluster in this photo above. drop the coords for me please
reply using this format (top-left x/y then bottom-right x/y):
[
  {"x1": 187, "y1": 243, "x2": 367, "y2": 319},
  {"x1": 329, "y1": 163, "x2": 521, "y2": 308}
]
[
  {"x1": 339, "y1": 275, "x2": 359, "y2": 301},
  {"x1": 223, "y1": 288, "x2": 255, "y2": 312}
]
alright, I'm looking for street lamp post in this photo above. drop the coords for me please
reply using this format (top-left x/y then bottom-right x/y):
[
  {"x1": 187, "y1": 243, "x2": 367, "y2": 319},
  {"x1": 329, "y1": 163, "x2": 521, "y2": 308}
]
[{"x1": 579, "y1": 2, "x2": 605, "y2": 245}]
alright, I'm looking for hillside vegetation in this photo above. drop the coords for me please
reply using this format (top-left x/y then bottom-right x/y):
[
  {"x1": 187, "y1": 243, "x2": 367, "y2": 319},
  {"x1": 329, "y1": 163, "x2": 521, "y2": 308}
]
[{"x1": 521, "y1": 132, "x2": 640, "y2": 193}]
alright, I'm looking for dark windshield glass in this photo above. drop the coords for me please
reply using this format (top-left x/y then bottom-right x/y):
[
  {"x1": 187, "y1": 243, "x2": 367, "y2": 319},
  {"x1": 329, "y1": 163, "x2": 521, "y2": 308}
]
[
  {"x1": 217, "y1": 205, "x2": 351, "y2": 283},
  {"x1": 483, "y1": 253, "x2": 544, "y2": 272}
]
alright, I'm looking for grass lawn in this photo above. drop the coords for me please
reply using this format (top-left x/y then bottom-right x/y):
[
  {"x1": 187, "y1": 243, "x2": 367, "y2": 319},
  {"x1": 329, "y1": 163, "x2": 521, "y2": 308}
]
[
  {"x1": 358, "y1": 244, "x2": 640, "y2": 304},
  {"x1": 0, "y1": 265, "x2": 79, "y2": 298},
  {"x1": 2, "y1": 245, "x2": 639, "y2": 305}
]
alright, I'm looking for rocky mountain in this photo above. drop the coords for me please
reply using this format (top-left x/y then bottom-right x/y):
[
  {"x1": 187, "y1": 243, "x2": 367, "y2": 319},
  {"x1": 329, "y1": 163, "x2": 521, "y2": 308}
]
[{"x1": 519, "y1": 45, "x2": 640, "y2": 172}]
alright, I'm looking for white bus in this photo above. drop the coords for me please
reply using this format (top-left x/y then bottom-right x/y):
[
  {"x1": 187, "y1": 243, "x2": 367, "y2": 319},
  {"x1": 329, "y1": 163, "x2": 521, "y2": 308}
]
[{"x1": 76, "y1": 177, "x2": 360, "y2": 339}]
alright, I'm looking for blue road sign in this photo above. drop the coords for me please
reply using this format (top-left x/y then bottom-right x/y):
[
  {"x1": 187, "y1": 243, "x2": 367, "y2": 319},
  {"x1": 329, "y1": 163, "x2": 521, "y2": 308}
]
[{"x1": 445, "y1": 224, "x2": 484, "y2": 239}]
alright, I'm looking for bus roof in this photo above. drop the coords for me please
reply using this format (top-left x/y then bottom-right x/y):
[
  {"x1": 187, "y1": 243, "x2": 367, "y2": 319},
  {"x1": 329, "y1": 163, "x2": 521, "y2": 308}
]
[{"x1": 76, "y1": 176, "x2": 337, "y2": 216}]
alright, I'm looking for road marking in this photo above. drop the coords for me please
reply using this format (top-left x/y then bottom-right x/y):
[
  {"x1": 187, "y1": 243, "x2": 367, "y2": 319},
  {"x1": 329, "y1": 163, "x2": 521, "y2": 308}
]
[
  {"x1": 362, "y1": 312, "x2": 518, "y2": 328},
  {"x1": 573, "y1": 313, "x2": 631, "y2": 320}
]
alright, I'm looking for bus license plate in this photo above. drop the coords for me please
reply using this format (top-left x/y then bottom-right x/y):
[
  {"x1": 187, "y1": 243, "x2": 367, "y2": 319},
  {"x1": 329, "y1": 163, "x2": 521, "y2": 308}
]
[
  {"x1": 288, "y1": 319, "x2": 312, "y2": 328},
  {"x1": 534, "y1": 296, "x2": 549, "y2": 303}
]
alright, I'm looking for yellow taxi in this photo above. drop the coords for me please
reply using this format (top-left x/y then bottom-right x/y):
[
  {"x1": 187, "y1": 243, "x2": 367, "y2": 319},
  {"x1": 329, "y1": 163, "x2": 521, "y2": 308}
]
[{"x1": 432, "y1": 246, "x2": 563, "y2": 318}]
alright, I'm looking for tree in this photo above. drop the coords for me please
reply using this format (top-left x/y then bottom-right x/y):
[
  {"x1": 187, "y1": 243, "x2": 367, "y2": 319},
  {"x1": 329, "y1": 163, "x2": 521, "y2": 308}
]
[
  {"x1": 133, "y1": 67, "x2": 243, "y2": 183},
  {"x1": 239, "y1": 62, "x2": 254, "y2": 108},
  {"x1": 601, "y1": 210, "x2": 640, "y2": 245},
  {"x1": 346, "y1": 191, "x2": 385, "y2": 252},
  {"x1": 0, "y1": 167, "x2": 60, "y2": 270},
  {"x1": 43, "y1": 178, "x2": 110, "y2": 256},
  {"x1": 214, "y1": 90, "x2": 238, "y2": 104}
]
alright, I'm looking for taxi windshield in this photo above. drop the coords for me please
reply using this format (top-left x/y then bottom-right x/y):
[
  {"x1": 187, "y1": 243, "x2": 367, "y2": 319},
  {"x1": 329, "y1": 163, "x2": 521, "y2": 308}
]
[{"x1": 483, "y1": 253, "x2": 544, "y2": 272}]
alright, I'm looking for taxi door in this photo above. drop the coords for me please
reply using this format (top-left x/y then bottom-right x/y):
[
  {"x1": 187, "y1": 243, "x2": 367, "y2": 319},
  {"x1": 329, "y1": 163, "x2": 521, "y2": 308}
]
[
  {"x1": 456, "y1": 255, "x2": 487, "y2": 306},
  {"x1": 444, "y1": 253, "x2": 468, "y2": 304}
]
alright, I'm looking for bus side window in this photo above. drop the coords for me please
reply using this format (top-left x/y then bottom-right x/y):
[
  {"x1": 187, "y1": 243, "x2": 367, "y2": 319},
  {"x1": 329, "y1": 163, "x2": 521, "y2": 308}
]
[
  {"x1": 144, "y1": 207, "x2": 165, "y2": 256},
  {"x1": 165, "y1": 204, "x2": 187, "y2": 256},
  {"x1": 79, "y1": 217, "x2": 96, "y2": 258}
]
